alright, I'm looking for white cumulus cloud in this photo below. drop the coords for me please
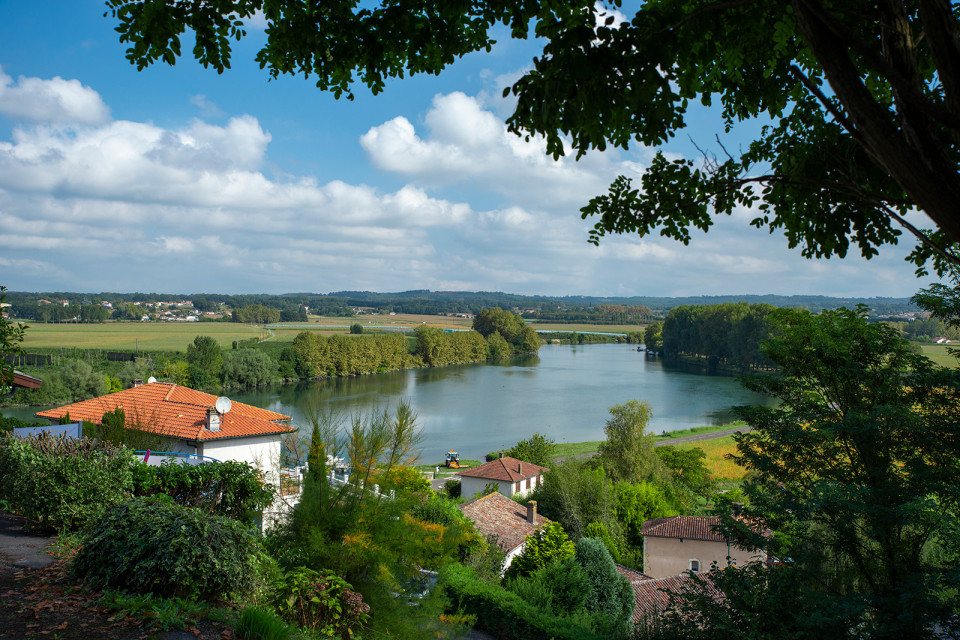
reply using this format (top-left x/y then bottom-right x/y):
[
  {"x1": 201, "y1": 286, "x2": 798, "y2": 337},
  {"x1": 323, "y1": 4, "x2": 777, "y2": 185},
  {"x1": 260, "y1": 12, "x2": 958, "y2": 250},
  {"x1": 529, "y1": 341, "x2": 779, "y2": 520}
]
[{"x1": 0, "y1": 66, "x2": 109, "y2": 124}]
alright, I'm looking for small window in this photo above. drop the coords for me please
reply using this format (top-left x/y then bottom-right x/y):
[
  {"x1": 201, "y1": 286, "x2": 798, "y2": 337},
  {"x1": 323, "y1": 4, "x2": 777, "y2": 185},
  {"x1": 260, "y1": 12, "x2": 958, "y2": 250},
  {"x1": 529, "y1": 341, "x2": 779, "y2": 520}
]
[{"x1": 689, "y1": 559, "x2": 701, "y2": 573}]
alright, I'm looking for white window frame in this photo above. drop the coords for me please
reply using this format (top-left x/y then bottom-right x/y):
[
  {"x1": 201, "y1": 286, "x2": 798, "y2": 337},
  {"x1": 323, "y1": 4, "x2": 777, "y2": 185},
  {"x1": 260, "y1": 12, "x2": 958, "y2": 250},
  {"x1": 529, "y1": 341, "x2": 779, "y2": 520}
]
[{"x1": 689, "y1": 559, "x2": 701, "y2": 573}]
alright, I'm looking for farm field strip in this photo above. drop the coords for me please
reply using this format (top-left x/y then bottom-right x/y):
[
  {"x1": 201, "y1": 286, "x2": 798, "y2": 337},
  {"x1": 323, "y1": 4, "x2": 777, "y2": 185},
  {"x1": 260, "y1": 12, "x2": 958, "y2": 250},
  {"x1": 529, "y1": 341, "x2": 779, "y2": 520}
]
[{"x1": 20, "y1": 323, "x2": 265, "y2": 351}]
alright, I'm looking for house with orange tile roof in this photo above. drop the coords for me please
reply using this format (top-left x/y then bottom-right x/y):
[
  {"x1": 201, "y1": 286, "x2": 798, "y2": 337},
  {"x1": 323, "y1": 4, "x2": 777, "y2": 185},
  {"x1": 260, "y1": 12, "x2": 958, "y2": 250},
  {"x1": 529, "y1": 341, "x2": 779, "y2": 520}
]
[
  {"x1": 457, "y1": 492, "x2": 550, "y2": 570},
  {"x1": 630, "y1": 573, "x2": 723, "y2": 626},
  {"x1": 639, "y1": 515, "x2": 766, "y2": 579},
  {"x1": 455, "y1": 455, "x2": 548, "y2": 500},
  {"x1": 36, "y1": 382, "x2": 293, "y2": 477}
]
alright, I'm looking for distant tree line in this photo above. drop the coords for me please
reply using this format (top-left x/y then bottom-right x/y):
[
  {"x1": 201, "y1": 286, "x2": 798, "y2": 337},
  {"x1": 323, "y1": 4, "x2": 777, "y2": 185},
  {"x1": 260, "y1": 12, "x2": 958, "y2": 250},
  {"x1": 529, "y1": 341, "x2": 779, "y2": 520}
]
[
  {"x1": 526, "y1": 304, "x2": 654, "y2": 325},
  {"x1": 4, "y1": 290, "x2": 922, "y2": 323},
  {"x1": 660, "y1": 303, "x2": 779, "y2": 371}
]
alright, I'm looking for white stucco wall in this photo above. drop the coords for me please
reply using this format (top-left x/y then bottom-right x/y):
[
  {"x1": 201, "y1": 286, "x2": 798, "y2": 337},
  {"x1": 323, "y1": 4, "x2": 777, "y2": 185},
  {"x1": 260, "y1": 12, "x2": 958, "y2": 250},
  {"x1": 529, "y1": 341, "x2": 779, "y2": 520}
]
[
  {"x1": 199, "y1": 434, "x2": 282, "y2": 484},
  {"x1": 459, "y1": 474, "x2": 543, "y2": 501},
  {"x1": 156, "y1": 439, "x2": 197, "y2": 455}
]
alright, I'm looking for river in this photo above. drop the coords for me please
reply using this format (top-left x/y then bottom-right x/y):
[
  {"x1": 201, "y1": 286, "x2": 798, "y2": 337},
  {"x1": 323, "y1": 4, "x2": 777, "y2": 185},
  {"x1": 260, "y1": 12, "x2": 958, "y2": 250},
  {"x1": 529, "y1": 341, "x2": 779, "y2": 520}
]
[{"x1": 3, "y1": 344, "x2": 772, "y2": 463}]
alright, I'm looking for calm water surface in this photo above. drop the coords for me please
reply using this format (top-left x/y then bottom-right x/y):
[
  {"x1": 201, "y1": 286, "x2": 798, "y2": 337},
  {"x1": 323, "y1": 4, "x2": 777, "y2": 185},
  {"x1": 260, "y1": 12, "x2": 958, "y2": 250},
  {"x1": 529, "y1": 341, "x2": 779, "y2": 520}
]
[
  {"x1": 232, "y1": 344, "x2": 771, "y2": 462},
  {"x1": 4, "y1": 344, "x2": 772, "y2": 463}
]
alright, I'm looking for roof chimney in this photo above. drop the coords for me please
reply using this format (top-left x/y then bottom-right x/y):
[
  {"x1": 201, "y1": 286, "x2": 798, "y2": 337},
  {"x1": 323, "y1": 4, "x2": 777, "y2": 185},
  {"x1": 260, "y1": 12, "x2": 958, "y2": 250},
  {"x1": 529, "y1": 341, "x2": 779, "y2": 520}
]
[
  {"x1": 207, "y1": 407, "x2": 220, "y2": 431},
  {"x1": 132, "y1": 378, "x2": 143, "y2": 388},
  {"x1": 499, "y1": 451, "x2": 503, "y2": 459},
  {"x1": 518, "y1": 462, "x2": 522, "y2": 474},
  {"x1": 526, "y1": 500, "x2": 537, "y2": 524}
]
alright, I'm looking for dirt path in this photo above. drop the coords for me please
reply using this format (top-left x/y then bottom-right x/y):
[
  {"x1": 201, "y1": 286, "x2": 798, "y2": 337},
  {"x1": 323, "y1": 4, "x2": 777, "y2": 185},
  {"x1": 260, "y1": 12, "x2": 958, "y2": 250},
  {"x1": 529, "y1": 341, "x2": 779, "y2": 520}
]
[
  {"x1": 555, "y1": 425, "x2": 752, "y2": 462},
  {"x1": 0, "y1": 512, "x2": 231, "y2": 640},
  {"x1": 653, "y1": 425, "x2": 752, "y2": 447}
]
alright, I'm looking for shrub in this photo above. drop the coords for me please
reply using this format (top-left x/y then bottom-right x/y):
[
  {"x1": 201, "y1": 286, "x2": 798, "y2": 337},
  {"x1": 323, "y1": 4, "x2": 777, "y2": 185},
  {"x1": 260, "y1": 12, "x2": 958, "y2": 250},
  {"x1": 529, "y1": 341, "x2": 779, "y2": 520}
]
[
  {"x1": 411, "y1": 493, "x2": 465, "y2": 526},
  {"x1": 372, "y1": 465, "x2": 430, "y2": 494},
  {"x1": 0, "y1": 415, "x2": 46, "y2": 434},
  {"x1": 133, "y1": 459, "x2": 274, "y2": 521},
  {"x1": 508, "y1": 432, "x2": 556, "y2": 466},
  {"x1": 222, "y1": 349, "x2": 278, "y2": 388},
  {"x1": 236, "y1": 607, "x2": 294, "y2": 640},
  {"x1": 59, "y1": 359, "x2": 108, "y2": 401},
  {"x1": 574, "y1": 538, "x2": 635, "y2": 637},
  {"x1": 444, "y1": 478, "x2": 461, "y2": 499},
  {"x1": 506, "y1": 556, "x2": 588, "y2": 616},
  {"x1": 72, "y1": 497, "x2": 270, "y2": 601},
  {"x1": 505, "y1": 521, "x2": 575, "y2": 579},
  {"x1": 272, "y1": 567, "x2": 370, "y2": 639},
  {"x1": 0, "y1": 434, "x2": 137, "y2": 531},
  {"x1": 439, "y1": 564, "x2": 604, "y2": 640}
]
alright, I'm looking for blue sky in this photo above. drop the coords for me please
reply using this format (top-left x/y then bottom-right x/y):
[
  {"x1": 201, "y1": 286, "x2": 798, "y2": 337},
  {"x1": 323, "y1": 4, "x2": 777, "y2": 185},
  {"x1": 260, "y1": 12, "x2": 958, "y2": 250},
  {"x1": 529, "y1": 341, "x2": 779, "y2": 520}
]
[{"x1": 0, "y1": 1, "x2": 934, "y2": 297}]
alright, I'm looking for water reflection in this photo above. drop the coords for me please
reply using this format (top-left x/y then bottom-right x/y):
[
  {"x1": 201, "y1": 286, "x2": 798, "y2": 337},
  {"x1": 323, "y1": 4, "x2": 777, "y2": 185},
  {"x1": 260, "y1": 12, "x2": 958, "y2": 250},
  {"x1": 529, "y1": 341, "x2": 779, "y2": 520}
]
[
  {"x1": 227, "y1": 345, "x2": 772, "y2": 464},
  {"x1": 2, "y1": 345, "x2": 773, "y2": 466}
]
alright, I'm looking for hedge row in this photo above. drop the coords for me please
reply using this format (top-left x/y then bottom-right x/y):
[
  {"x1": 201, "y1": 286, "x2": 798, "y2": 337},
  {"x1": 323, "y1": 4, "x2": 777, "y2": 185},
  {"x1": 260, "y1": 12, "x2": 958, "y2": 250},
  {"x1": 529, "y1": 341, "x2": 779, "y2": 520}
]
[
  {"x1": 439, "y1": 564, "x2": 605, "y2": 640},
  {"x1": 0, "y1": 433, "x2": 271, "y2": 531},
  {"x1": 72, "y1": 497, "x2": 274, "y2": 601},
  {"x1": 0, "y1": 435, "x2": 135, "y2": 531}
]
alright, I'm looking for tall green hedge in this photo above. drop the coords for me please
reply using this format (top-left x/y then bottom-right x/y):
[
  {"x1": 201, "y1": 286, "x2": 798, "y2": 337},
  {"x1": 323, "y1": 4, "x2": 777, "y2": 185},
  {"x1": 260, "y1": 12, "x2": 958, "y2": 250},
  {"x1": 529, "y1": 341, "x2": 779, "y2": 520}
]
[
  {"x1": 0, "y1": 434, "x2": 272, "y2": 530},
  {"x1": 439, "y1": 564, "x2": 605, "y2": 640},
  {"x1": 133, "y1": 459, "x2": 273, "y2": 521},
  {"x1": 0, "y1": 434, "x2": 136, "y2": 531}
]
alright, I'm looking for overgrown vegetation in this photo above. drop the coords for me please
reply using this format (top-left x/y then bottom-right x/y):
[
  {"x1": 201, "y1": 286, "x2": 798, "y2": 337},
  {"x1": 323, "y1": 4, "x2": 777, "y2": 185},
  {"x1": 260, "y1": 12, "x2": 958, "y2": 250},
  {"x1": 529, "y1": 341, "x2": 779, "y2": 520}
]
[{"x1": 71, "y1": 497, "x2": 275, "y2": 601}]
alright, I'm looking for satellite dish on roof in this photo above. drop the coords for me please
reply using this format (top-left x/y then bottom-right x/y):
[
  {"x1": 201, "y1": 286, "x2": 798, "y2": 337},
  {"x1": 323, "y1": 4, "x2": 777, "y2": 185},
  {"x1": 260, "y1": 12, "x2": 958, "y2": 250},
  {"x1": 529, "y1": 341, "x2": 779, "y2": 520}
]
[
  {"x1": 147, "y1": 376, "x2": 157, "y2": 384},
  {"x1": 215, "y1": 396, "x2": 232, "y2": 414}
]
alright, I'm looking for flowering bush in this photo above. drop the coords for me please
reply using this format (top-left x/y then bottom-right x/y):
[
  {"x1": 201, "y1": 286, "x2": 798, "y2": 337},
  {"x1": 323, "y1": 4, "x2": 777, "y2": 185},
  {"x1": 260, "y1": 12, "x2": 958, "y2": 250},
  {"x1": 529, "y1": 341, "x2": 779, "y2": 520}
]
[{"x1": 272, "y1": 567, "x2": 370, "y2": 639}]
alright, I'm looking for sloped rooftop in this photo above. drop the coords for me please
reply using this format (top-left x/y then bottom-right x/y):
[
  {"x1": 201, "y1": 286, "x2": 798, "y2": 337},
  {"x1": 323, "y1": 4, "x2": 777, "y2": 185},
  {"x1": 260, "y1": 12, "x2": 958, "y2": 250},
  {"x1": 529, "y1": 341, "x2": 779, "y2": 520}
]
[
  {"x1": 631, "y1": 574, "x2": 721, "y2": 623},
  {"x1": 640, "y1": 516, "x2": 725, "y2": 542},
  {"x1": 36, "y1": 382, "x2": 292, "y2": 442},
  {"x1": 456, "y1": 456, "x2": 548, "y2": 482},
  {"x1": 457, "y1": 492, "x2": 550, "y2": 553}
]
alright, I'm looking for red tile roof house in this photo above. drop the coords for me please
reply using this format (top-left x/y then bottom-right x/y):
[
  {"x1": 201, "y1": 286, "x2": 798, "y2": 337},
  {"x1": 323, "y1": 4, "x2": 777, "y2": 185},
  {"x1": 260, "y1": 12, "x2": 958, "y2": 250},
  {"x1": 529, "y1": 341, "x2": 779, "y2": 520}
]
[
  {"x1": 630, "y1": 573, "x2": 723, "y2": 628},
  {"x1": 36, "y1": 381, "x2": 293, "y2": 483},
  {"x1": 639, "y1": 515, "x2": 767, "y2": 579},
  {"x1": 455, "y1": 455, "x2": 548, "y2": 500},
  {"x1": 458, "y1": 492, "x2": 550, "y2": 571}
]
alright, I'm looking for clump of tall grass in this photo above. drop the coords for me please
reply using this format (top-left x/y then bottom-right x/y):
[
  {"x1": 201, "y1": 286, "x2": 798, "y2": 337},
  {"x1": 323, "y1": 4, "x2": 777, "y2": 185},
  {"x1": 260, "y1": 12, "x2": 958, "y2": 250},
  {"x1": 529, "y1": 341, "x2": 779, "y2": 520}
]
[{"x1": 235, "y1": 607, "x2": 294, "y2": 640}]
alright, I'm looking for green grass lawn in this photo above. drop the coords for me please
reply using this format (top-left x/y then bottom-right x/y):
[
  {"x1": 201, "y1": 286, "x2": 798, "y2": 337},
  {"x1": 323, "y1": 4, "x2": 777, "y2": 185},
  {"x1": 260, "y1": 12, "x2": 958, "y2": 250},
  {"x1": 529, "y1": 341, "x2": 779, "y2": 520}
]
[
  {"x1": 920, "y1": 343, "x2": 959, "y2": 367},
  {"x1": 414, "y1": 459, "x2": 483, "y2": 477}
]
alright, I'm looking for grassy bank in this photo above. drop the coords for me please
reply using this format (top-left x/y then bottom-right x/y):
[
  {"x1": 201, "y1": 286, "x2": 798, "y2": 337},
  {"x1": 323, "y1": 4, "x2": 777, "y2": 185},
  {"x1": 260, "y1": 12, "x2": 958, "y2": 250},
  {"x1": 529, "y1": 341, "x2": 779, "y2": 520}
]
[{"x1": 512, "y1": 423, "x2": 747, "y2": 462}]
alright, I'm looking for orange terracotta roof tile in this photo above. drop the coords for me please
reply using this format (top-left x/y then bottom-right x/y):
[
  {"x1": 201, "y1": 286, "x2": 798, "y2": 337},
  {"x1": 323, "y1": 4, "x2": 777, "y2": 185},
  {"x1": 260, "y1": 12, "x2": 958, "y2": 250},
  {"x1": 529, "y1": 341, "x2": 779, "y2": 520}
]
[
  {"x1": 457, "y1": 492, "x2": 550, "y2": 553},
  {"x1": 640, "y1": 516, "x2": 725, "y2": 542},
  {"x1": 36, "y1": 382, "x2": 292, "y2": 442},
  {"x1": 455, "y1": 456, "x2": 548, "y2": 482},
  {"x1": 631, "y1": 574, "x2": 722, "y2": 623}
]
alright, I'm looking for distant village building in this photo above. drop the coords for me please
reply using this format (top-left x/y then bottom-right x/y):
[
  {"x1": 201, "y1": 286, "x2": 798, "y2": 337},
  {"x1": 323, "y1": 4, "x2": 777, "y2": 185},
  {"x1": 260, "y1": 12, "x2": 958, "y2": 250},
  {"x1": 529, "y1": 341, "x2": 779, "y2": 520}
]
[{"x1": 455, "y1": 456, "x2": 548, "y2": 500}]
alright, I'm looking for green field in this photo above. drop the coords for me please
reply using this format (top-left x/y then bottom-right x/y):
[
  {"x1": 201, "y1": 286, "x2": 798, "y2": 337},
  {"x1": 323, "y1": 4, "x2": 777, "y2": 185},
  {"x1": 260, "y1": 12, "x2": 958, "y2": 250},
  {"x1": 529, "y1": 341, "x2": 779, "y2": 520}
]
[
  {"x1": 20, "y1": 322, "x2": 266, "y2": 352},
  {"x1": 920, "y1": 343, "x2": 959, "y2": 367},
  {"x1": 526, "y1": 321, "x2": 645, "y2": 334},
  {"x1": 490, "y1": 423, "x2": 746, "y2": 462}
]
